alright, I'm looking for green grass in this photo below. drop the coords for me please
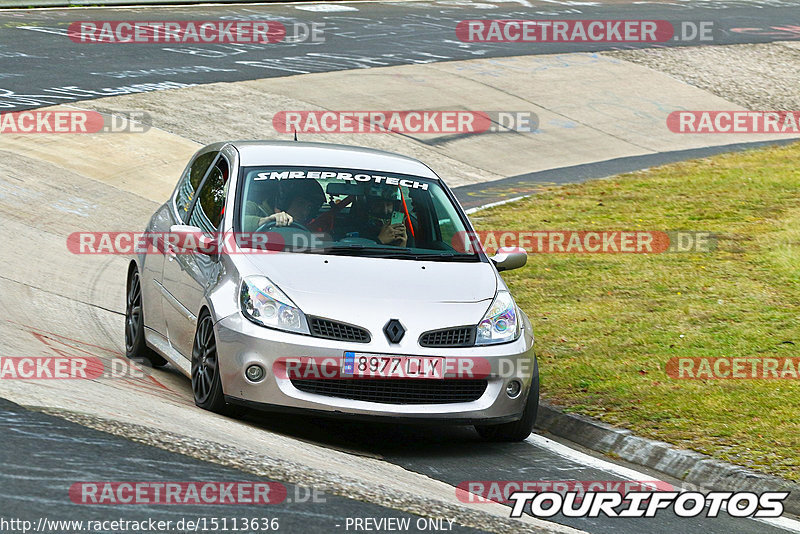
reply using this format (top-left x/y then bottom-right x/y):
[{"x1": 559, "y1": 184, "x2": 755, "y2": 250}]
[{"x1": 473, "y1": 142, "x2": 800, "y2": 481}]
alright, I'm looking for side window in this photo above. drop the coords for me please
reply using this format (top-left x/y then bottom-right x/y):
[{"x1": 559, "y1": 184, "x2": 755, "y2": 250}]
[
  {"x1": 175, "y1": 151, "x2": 217, "y2": 222},
  {"x1": 430, "y1": 191, "x2": 455, "y2": 243},
  {"x1": 188, "y1": 157, "x2": 229, "y2": 234}
]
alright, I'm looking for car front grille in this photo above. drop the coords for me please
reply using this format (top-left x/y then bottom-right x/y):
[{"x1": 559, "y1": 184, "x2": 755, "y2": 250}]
[
  {"x1": 419, "y1": 326, "x2": 476, "y2": 347},
  {"x1": 290, "y1": 378, "x2": 487, "y2": 404},
  {"x1": 309, "y1": 317, "x2": 371, "y2": 343}
]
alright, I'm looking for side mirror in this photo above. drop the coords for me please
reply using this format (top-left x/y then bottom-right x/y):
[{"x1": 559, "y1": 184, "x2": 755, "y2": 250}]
[
  {"x1": 490, "y1": 247, "x2": 527, "y2": 272},
  {"x1": 169, "y1": 225, "x2": 216, "y2": 254}
]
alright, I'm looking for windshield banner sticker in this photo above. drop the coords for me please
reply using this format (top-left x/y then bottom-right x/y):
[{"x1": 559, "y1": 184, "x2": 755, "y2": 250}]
[{"x1": 254, "y1": 170, "x2": 429, "y2": 190}]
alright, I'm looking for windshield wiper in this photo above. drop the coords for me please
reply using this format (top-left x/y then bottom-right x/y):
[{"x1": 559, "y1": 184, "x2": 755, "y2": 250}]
[
  {"x1": 320, "y1": 245, "x2": 478, "y2": 261},
  {"x1": 400, "y1": 252, "x2": 479, "y2": 261},
  {"x1": 319, "y1": 244, "x2": 411, "y2": 256}
]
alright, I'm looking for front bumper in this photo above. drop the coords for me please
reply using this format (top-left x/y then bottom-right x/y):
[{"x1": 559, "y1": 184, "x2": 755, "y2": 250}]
[{"x1": 215, "y1": 313, "x2": 537, "y2": 422}]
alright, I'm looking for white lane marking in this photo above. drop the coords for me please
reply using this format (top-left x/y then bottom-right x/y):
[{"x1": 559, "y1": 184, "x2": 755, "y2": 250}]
[
  {"x1": 757, "y1": 517, "x2": 800, "y2": 533},
  {"x1": 526, "y1": 433, "x2": 669, "y2": 482},
  {"x1": 435, "y1": 1, "x2": 498, "y2": 8},
  {"x1": 525, "y1": 433, "x2": 800, "y2": 533},
  {"x1": 11, "y1": 1, "x2": 380, "y2": 12},
  {"x1": 295, "y1": 4, "x2": 359, "y2": 11},
  {"x1": 464, "y1": 195, "x2": 529, "y2": 214}
]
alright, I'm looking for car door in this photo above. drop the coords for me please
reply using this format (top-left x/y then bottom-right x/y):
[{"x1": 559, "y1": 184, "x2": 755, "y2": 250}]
[
  {"x1": 142, "y1": 149, "x2": 217, "y2": 338},
  {"x1": 161, "y1": 152, "x2": 230, "y2": 358},
  {"x1": 140, "y1": 203, "x2": 172, "y2": 337}
]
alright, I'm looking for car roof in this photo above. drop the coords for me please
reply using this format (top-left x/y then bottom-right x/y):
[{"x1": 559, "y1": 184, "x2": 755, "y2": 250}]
[{"x1": 212, "y1": 141, "x2": 440, "y2": 180}]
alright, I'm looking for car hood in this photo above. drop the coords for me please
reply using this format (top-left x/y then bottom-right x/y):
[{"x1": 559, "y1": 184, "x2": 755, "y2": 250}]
[
  {"x1": 241, "y1": 252, "x2": 497, "y2": 304},
  {"x1": 237, "y1": 253, "x2": 499, "y2": 349}
]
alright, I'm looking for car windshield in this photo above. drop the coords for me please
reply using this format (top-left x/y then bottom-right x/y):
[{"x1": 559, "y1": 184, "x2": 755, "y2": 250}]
[{"x1": 237, "y1": 166, "x2": 480, "y2": 261}]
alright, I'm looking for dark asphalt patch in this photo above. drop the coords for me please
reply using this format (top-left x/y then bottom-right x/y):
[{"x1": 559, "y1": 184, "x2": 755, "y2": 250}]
[{"x1": 0, "y1": 398, "x2": 488, "y2": 534}]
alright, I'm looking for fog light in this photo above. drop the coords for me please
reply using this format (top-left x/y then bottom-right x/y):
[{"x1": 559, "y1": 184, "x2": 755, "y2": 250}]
[
  {"x1": 506, "y1": 379, "x2": 522, "y2": 398},
  {"x1": 245, "y1": 364, "x2": 265, "y2": 382}
]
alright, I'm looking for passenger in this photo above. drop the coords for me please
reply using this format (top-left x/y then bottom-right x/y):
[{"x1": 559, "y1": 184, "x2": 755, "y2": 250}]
[{"x1": 342, "y1": 186, "x2": 408, "y2": 247}]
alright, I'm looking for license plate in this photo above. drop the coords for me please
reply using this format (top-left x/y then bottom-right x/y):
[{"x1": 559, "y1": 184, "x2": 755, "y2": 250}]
[{"x1": 342, "y1": 352, "x2": 444, "y2": 379}]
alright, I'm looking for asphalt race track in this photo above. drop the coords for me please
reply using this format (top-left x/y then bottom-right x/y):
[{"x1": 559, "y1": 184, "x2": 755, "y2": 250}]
[
  {"x1": 1, "y1": 0, "x2": 800, "y2": 112},
  {"x1": 1, "y1": 1, "x2": 799, "y2": 534}
]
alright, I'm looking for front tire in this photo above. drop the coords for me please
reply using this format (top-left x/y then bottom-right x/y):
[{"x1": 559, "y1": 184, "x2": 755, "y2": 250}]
[
  {"x1": 125, "y1": 268, "x2": 167, "y2": 368},
  {"x1": 191, "y1": 311, "x2": 242, "y2": 416},
  {"x1": 475, "y1": 356, "x2": 539, "y2": 442}
]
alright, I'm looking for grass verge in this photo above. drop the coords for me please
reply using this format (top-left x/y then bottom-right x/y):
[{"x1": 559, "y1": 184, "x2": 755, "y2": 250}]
[{"x1": 473, "y1": 142, "x2": 800, "y2": 481}]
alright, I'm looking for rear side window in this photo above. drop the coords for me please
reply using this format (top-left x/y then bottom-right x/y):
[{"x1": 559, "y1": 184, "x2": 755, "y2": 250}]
[
  {"x1": 175, "y1": 151, "x2": 217, "y2": 221},
  {"x1": 189, "y1": 157, "x2": 229, "y2": 233}
]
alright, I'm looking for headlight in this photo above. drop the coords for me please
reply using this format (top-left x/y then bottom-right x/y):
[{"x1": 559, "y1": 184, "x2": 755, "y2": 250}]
[
  {"x1": 240, "y1": 276, "x2": 309, "y2": 335},
  {"x1": 476, "y1": 290, "x2": 520, "y2": 345}
]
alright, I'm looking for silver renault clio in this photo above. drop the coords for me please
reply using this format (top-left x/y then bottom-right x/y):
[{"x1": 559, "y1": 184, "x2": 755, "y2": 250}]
[{"x1": 126, "y1": 141, "x2": 538, "y2": 441}]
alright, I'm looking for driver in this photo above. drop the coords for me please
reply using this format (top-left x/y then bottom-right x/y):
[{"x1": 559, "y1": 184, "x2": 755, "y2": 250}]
[
  {"x1": 246, "y1": 179, "x2": 325, "y2": 231},
  {"x1": 243, "y1": 179, "x2": 277, "y2": 232}
]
